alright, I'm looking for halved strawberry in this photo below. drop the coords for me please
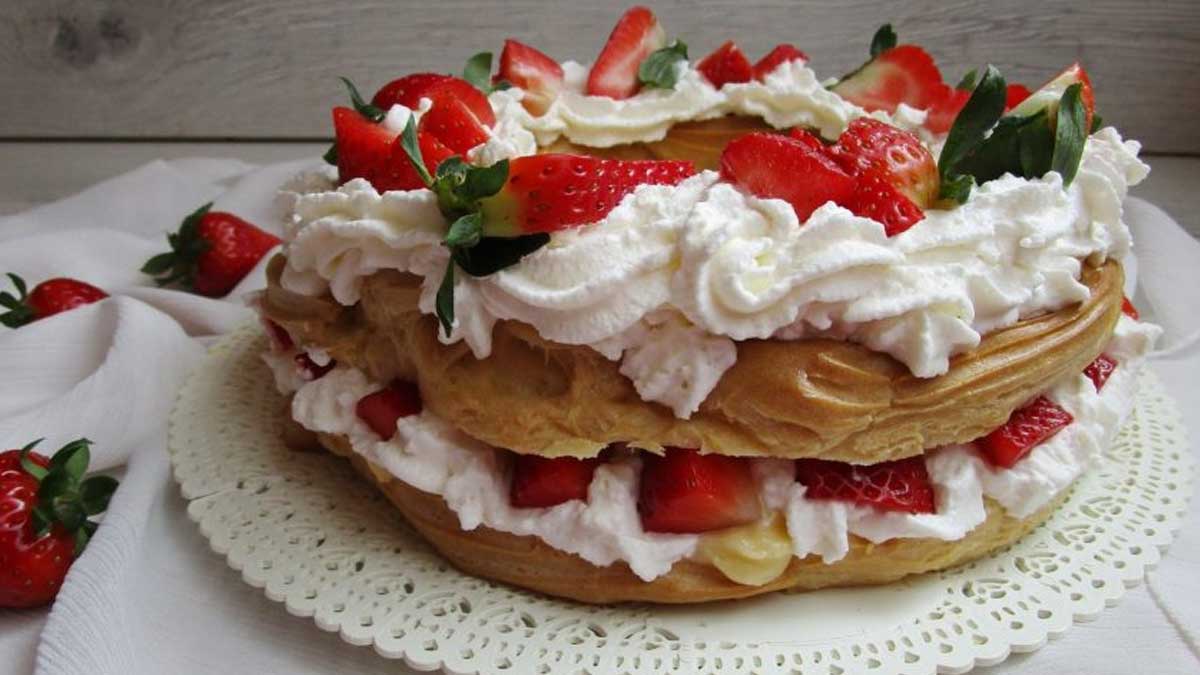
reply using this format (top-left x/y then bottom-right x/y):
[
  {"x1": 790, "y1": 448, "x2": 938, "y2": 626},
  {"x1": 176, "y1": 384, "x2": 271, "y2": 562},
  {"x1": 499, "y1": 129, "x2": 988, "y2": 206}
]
[
  {"x1": 332, "y1": 107, "x2": 453, "y2": 191},
  {"x1": 371, "y1": 73, "x2": 453, "y2": 110},
  {"x1": 510, "y1": 455, "x2": 601, "y2": 508},
  {"x1": 923, "y1": 84, "x2": 970, "y2": 135},
  {"x1": 795, "y1": 455, "x2": 935, "y2": 514},
  {"x1": 1084, "y1": 354, "x2": 1117, "y2": 391},
  {"x1": 638, "y1": 447, "x2": 762, "y2": 534},
  {"x1": 586, "y1": 6, "x2": 666, "y2": 99},
  {"x1": 295, "y1": 353, "x2": 335, "y2": 380},
  {"x1": 418, "y1": 98, "x2": 490, "y2": 154},
  {"x1": 842, "y1": 172, "x2": 924, "y2": 237},
  {"x1": 719, "y1": 132, "x2": 856, "y2": 222},
  {"x1": 753, "y1": 44, "x2": 808, "y2": 81},
  {"x1": 480, "y1": 154, "x2": 695, "y2": 236},
  {"x1": 355, "y1": 381, "x2": 423, "y2": 439},
  {"x1": 978, "y1": 396, "x2": 1074, "y2": 468},
  {"x1": 830, "y1": 118, "x2": 938, "y2": 207},
  {"x1": 788, "y1": 127, "x2": 828, "y2": 153},
  {"x1": 1008, "y1": 63, "x2": 1095, "y2": 133},
  {"x1": 1005, "y1": 83, "x2": 1032, "y2": 111},
  {"x1": 1121, "y1": 296, "x2": 1139, "y2": 319},
  {"x1": 697, "y1": 40, "x2": 753, "y2": 88},
  {"x1": 832, "y1": 45, "x2": 945, "y2": 114},
  {"x1": 498, "y1": 39, "x2": 564, "y2": 116}
]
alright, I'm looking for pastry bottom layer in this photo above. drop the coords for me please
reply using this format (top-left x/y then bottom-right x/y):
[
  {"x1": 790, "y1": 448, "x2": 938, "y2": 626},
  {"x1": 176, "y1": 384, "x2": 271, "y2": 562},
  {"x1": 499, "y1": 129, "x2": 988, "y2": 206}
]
[{"x1": 313, "y1": 430, "x2": 1064, "y2": 604}]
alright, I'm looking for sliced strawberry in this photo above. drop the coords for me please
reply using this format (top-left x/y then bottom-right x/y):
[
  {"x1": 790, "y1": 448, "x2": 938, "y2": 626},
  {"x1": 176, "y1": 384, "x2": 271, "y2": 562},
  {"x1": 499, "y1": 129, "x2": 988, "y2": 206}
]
[
  {"x1": 638, "y1": 447, "x2": 762, "y2": 534},
  {"x1": 295, "y1": 353, "x2": 335, "y2": 380},
  {"x1": 1008, "y1": 63, "x2": 1095, "y2": 133},
  {"x1": 697, "y1": 40, "x2": 753, "y2": 88},
  {"x1": 788, "y1": 127, "x2": 828, "y2": 153},
  {"x1": 510, "y1": 455, "x2": 601, "y2": 508},
  {"x1": 923, "y1": 84, "x2": 970, "y2": 135},
  {"x1": 978, "y1": 396, "x2": 1074, "y2": 468},
  {"x1": 332, "y1": 107, "x2": 452, "y2": 191},
  {"x1": 371, "y1": 73, "x2": 453, "y2": 110},
  {"x1": 1084, "y1": 354, "x2": 1117, "y2": 391},
  {"x1": 1121, "y1": 296, "x2": 1139, "y2": 320},
  {"x1": 753, "y1": 44, "x2": 808, "y2": 81},
  {"x1": 418, "y1": 98, "x2": 490, "y2": 154},
  {"x1": 842, "y1": 171, "x2": 924, "y2": 237},
  {"x1": 795, "y1": 455, "x2": 935, "y2": 514},
  {"x1": 586, "y1": 6, "x2": 666, "y2": 99},
  {"x1": 830, "y1": 117, "x2": 938, "y2": 207},
  {"x1": 1005, "y1": 83, "x2": 1032, "y2": 111},
  {"x1": 719, "y1": 132, "x2": 856, "y2": 222},
  {"x1": 480, "y1": 154, "x2": 694, "y2": 236},
  {"x1": 832, "y1": 45, "x2": 945, "y2": 114},
  {"x1": 355, "y1": 381, "x2": 423, "y2": 439},
  {"x1": 498, "y1": 39, "x2": 564, "y2": 116}
]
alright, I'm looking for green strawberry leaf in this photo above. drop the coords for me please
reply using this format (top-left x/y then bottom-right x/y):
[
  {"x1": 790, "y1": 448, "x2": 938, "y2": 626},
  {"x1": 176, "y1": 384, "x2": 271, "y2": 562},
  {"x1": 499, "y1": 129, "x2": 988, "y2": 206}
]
[
  {"x1": 955, "y1": 68, "x2": 978, "y2": 91},
  {"x1": 30, "y1": 505, "x2": 53, "y2": 538},
  {"x1": 18, "y1": 439, "x2": 47, "y2": 481},
  {"x1": 445, "y1": 212, "x2": 483, "y2": 249},
  {"x1": 140, "y1": 252, "x2": 176, "y2": 275},
  {"x1": 870, "y1": 24, "x2": 897, "y2": 57},
  {"x1": 50, "y1": 495, "x2": 86, "y2": 532},
  {"x1": 322, "y1": 142, "x2": 338, "y2": 166},
  {"x1": 1090, "y1": 113, "x2": 1103, "y2": 134},
  {"x1": 339, "y1": 77, "x2": 385, "y2": 122},
  {"x1": 938, "y1": 64, "x2": 1007, "y2": 203},
  {"x1": 399, "y1": 116, "x2": 435, "y2": 188},
  {"x1": 435, "y1": 259, "x2": 456, "y2": 337},
  {"x1": 638, "y1": 40, "x2": 688, "y2": 90},
  {"x1": 80, "y1": 475, "x2": 119, "y2": 515},
  {"x1": 463, "y1": 51, "x2": 494, "y2": 93},
  {"x1": 73, "y1": 525, "x2": 91, "y2": 557},
  {"x1": 49, "y1": 438, "x2": 91, "y2": 482},
  {"x1": 7, "y1": 273, "x2": 27, "y2": 298},
  {"x1": 1051, "y1": 83, "x2": 1087, "y2": 187},
  {"x1": 940, "y1": 174, "x2": 975, "y2": 204},
  {"x1": 453, "y1": 234, "x2": 550, "y2": 277},
  {"x1": 461, "y1": 159, "x2": 509, "y2": 201}
]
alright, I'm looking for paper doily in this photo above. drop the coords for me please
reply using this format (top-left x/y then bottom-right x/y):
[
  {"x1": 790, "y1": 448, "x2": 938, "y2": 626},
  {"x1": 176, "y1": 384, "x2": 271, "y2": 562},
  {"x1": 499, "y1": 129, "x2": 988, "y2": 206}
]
[{"x1": 168, "y1": 324, "x2": 1192, "y2": 675}]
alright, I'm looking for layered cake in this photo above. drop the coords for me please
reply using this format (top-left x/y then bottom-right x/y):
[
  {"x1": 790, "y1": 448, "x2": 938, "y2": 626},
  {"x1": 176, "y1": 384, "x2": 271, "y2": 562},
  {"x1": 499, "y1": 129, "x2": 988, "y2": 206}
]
[{"x1": 254, "y1": 7, "x2": 1159, "y2": 602}]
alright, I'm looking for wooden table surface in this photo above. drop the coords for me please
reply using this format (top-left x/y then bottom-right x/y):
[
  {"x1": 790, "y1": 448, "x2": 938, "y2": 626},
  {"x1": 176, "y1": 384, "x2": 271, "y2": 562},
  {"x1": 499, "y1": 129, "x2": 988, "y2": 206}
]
[{"x1": 1, "y1": 142, "x2": 1197, "y2": 240}]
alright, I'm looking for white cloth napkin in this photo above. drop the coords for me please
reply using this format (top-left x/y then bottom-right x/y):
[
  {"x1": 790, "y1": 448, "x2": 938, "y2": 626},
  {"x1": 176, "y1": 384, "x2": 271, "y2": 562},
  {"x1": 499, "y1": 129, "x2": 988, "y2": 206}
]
[{"x1": 0, "y1": 159, "x2": 1197, "y2": 675}]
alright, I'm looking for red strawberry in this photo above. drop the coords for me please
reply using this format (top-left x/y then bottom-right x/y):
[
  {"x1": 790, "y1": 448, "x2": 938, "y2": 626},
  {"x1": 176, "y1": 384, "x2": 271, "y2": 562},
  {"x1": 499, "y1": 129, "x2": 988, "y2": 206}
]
[
  {"x1": 639, "y1": 447, "x2": 761, "y2": 534},
  {"x1": 1, "y1": 439, "x2": 117, "y2": 608},
  {"x1": 1121, "y1": 296, "x2": 1139, "y2": 320},
  {"x1": 329, "y1": 107, "x2": 455, "y2": 192},
  {"x1": 586, "y1": 6, "x2": 666, "y2": 99},
  {"x1": 719, "y1": 132, "x2": 856, "y2": 222},
  {"x1": 1005, "y1": 83, "x2": 1032, "y2": 111},
  {"x1": 697, "y1": 40, "x2": 753, "y2": 88},
  {"x1": 842, "y1": 171, "x2": 924, "y2": 237},
  {"x1": 371, "y1": 73, "x2": 452, "y2": 110},
  {"x1": 510, "y1": 455, "x2": 601, "y2": 508},
  {"x1": 832, "y1": 45, "x2": 946, "y2": 114},
  {"x1": 1008, "y1": 63, "x2": 1095, "y2": 134},
  {"x1": 480, "y1": 154, "x2": 695, "y2": 236},
  {"x1": 355, "y1": 381, "x2": 423, "y2": 439},
  {"x1": 788, "y1": 127, "x2": 828, "y2": 153},
  {"x1": 141, "y1": 204, "x2": 280, "y2": 298},
  {"x1": 753, "y1": 44, "x2": 808, "y2": 81},
  {"x1": 295, "y1": 353, "x2": 335, "y2": 380},
  {"x1": 418, "y1": 97, "x2": 490, "y2": 154},
  {"x1": 1, "y1": 274, "x2": 107, "y2": 328},
  {"x1": 1084, "y1": 354, "x2": 1117, "y2": 391},
  {"x1": 795, "y1": 455, "x2": 935, "y2": 514},
  {"x1": 830, "y1": 118, "x2": 939, "y2": 207},
  {"x1": 923, "y1": 84, "x2": 970, "y2": 134},
  {"x1": 498, "y1": 39, "x2": 564, "y2": 116},
  {"x1": 978, "y1": 396, "x2": 1074, "y2": 468}
]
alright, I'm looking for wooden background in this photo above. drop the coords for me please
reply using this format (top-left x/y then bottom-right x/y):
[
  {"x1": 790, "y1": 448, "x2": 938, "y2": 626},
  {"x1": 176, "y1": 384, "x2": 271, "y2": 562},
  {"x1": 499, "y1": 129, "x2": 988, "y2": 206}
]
[{"x1": 2, "y1": 0, "x2": 1199, "y2": 152}]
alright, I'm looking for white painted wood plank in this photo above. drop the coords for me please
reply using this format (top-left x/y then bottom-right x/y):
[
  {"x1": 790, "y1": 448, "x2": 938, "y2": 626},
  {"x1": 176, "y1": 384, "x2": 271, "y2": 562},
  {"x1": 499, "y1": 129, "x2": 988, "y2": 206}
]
[
  {"x1": 1, "y1": 1, "x2": 1198, "y2": 152},
  {"x1": 0, "y1": 142, "x2": 1196, "y2": 241}
]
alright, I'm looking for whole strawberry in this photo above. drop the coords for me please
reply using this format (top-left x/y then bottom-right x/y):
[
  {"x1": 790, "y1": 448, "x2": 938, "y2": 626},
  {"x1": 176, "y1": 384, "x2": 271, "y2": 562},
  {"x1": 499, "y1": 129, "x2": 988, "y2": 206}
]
[
  {"x1": 142, "y1": 203, "x2": 281, "y2": 297},
  {"x1": 0, "y1": 439, "x2": 117, "y2": 608},
  {"x1": 0, "y1": 273, "x2": 108, "y2": 328}
]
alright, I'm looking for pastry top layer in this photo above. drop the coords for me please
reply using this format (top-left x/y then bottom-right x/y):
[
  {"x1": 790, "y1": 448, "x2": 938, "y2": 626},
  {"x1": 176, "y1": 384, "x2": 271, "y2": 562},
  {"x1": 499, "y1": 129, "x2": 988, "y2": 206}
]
[{"x1": 262, "y1": 256, "x2": 1122, "y2": 460}]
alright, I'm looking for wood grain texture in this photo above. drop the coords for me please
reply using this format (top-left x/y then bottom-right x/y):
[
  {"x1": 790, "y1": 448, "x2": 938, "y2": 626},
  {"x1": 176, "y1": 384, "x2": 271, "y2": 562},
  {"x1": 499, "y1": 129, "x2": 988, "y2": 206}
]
[{"x1": 2, "y1": 0, "x2": 1198, "y2": 152}]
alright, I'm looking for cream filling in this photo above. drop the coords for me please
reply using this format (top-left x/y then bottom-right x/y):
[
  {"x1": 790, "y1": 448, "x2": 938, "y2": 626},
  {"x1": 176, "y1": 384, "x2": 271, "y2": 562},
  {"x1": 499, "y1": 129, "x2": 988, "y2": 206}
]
[{"x1": 276, "y1": 315, "x2": 1158, "y2": 584}]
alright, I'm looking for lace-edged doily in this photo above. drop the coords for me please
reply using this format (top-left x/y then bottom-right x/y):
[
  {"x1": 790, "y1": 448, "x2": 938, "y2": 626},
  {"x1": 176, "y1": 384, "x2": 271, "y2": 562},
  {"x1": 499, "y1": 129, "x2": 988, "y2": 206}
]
[{"x1": 168, "y1": 324, "x2": 1193, "y2": 675}]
